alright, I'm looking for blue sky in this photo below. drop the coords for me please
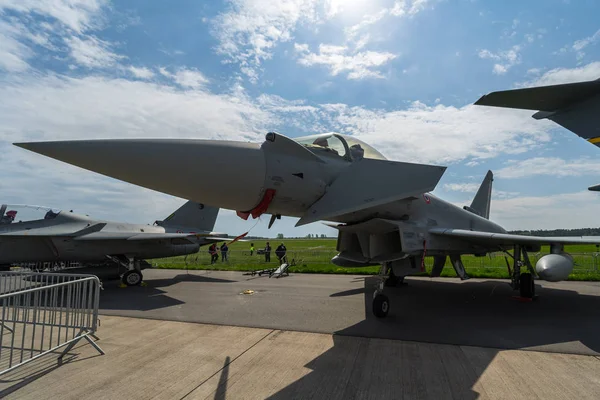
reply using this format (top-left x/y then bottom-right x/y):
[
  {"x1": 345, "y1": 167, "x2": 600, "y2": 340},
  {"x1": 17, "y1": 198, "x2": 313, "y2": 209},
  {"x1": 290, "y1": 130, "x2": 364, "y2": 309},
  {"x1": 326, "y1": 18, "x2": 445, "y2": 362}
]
[{"x1": 1, "y1": 0, "x2": 600, "y2": 238}]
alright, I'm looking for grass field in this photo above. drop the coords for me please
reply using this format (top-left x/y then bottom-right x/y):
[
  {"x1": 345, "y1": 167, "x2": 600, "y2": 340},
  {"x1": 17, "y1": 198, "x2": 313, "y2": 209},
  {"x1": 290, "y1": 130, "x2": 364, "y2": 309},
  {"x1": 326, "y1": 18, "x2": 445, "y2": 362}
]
[{"x1": 153, "y1": 239, "x2": 600, "y2": 281}]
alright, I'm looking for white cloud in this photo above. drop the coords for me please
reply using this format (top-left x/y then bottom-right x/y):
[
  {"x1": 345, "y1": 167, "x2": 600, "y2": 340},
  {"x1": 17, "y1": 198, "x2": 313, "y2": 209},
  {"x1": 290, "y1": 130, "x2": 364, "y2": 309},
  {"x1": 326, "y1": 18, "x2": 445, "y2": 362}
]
[
  {"x1": 0, "y1": 20, "x2": 32, "y2": 72},
  {"x1": 346, "y1": 0, "x2": 431, "y2": 39},
  {"x1": 345, "y1": 8, "x2": 388, "y2": 40},
  {"x1": 492, "y1": 64, "x2": 508, "y2": 75},
  {"x1": 572, "y1": 28, "x2": 600, "y2": 51},
  {"x1": 496, "y1": 157, "x2": 600, "y2": 179},
  {"x1": 319, "y1": 101, "x2": 553, "y2": 164},
  {"x1": 158, "y1": 67, "x2": 209, "y2": 89},
  {"x1": 295, "y1": 43, "x2": 397, "y2": 80},
  {"x1": 491, "y1": 191, "x2": 600, "y2": 230},
  {"x1": 443, "y1": 183, "x2": 480, "y2": 192},
  {"x1": 1, "y1": 0, "x2": 120, "y2": 70},
  {"x1": 478, "y1": 45, "x2": 521, "y2": 75},
  {"x1": 555, "y1": 29, "x2": 600, "y2": 61},
  {"x1": 0, "y1": 0, "x2": 107, "y2": 34},
  {"x1": 212, "y1": 0, "x2": 322, "y2": 82},
  {"x1": 65, "y1": 35, "x2": 123, "y2": 68},
  {"x1": 443, "y1": 182, "x2": 520, "y2": 200},
  {"x1": 212, "y1": 0, "x2": 430, "y2": 81},
  {"x1": 521, "y1": 61, "x2": 600, "y2": 87},
  {"x1": 0, "y1": 74, "x2": 270, "y2": 143},
  {"x1": 173, "y1": 68, "x2": 209, "y2": 89},
  {"x1": 128, "y1": 66, "x2": 154, "y2": 79}
]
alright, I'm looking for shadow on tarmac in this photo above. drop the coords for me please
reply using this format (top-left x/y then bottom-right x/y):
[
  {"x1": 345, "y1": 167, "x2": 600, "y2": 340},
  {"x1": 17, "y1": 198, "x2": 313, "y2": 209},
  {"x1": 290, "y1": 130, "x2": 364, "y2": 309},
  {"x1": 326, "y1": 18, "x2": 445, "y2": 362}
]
[
  {"x1": 267, "y1": 277, "x2": 600, "y2": 399},
  {"x1": 99, "y1": 273, "x2": 235, "y2": 312}
]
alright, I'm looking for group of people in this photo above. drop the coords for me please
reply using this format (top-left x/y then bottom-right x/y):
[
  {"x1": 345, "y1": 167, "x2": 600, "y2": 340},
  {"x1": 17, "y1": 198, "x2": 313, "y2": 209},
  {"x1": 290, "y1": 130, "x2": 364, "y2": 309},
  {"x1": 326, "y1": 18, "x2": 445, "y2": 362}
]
[
  {"x1": 208, "y1": 242, "x2": 229, "y2": 264},
  {"x1": 209, "y1": 241, "x2": 288, "y2": 265},
  {"x1": 259, "y1": 242, "x2": 287, "y2": 264}
]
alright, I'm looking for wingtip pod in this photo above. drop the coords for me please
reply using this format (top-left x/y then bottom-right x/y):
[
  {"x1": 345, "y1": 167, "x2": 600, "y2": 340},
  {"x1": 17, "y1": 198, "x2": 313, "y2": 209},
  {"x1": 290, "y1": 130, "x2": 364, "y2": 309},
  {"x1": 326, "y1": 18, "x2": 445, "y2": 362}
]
[{"x1": 15, "y1": 138, "x2": 268, "y2": 213}]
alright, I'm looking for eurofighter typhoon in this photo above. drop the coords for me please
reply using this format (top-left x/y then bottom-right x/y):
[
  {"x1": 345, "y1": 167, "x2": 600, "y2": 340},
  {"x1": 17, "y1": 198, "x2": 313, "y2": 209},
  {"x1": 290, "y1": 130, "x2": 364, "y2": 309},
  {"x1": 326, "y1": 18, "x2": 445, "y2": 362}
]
[
  {"x1": 15, "y1": 132, "x2": 600, "y2": 316},
  {"x1": 0, "y1": 201, "x2": 228, "y2": 286}
]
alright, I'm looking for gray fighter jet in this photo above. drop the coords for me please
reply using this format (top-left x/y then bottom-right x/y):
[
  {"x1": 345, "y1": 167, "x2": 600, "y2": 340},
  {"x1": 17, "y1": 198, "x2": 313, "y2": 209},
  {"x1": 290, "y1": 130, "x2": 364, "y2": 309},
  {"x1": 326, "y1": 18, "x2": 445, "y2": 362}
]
[
  {"x1": 0, "y1": 201, "x2": 228, "y2": 286},
  {"x1": 14, "y1": 133, "x2": 600, "y2": 317},
  {"x1": 475, "y1": 77, "x2": 600, "y2": 190}
]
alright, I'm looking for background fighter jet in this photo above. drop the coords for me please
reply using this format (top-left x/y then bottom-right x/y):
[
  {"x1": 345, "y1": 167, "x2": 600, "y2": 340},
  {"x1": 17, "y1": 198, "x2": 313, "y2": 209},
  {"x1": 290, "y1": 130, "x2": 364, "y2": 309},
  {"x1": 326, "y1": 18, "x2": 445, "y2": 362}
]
[
  {"x1": 0, "y1": 201, "x2": 228, "y2": 286},
  {"x1": 475, "y1": 77, "x2": 600, "y2": 191},
  {"x1": 15, "y1": 132, "x2": 600, "y2": 317}
]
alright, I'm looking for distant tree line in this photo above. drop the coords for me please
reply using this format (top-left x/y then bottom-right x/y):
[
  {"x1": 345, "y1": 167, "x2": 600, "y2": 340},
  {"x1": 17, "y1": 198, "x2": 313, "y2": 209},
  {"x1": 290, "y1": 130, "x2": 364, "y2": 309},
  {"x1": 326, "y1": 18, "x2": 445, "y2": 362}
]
[{"x1": 508, "y1": 228, "x2": 600, "y2": 237}]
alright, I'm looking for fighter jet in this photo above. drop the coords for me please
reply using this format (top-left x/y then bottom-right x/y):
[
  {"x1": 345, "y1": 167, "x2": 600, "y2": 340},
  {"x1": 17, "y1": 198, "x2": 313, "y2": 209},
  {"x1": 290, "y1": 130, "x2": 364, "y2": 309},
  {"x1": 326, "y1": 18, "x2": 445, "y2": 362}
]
[
  {"x1": 475, "y1": 77, "x2": 600, "y2": 190},
  {"x1": 0, "y1": 201, "x2": 229, "y2": 286},
  {"x1": 14, "y1": 132, "x2": 600, "y2": 317}
]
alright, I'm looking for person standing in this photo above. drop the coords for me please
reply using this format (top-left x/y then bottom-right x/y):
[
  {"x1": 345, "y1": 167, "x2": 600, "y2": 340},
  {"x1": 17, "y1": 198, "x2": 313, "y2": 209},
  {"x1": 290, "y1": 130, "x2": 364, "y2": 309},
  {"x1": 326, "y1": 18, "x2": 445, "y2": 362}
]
[
  {"x1": 265, "y1": 242, "x2": 271, "y2": 262},
  {"x1": 209, "y1": 243, "x2": 218, "y2": 264},
  {"x1": 250, "y1": 243, "x2": 255, "y2": 256},
  {"x1": 220, "y1": 242, "x2": 229, "y2": 262},
  {"x1": 275, "y1": 243, "x2": 287, "y2": 264}
]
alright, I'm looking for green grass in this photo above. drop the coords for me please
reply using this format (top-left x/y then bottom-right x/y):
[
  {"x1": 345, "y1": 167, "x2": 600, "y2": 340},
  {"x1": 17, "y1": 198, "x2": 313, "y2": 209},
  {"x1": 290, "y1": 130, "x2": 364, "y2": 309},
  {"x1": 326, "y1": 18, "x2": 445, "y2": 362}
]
[{"x1": 151, "y1": 239, "x2": 600, "y2": 281}]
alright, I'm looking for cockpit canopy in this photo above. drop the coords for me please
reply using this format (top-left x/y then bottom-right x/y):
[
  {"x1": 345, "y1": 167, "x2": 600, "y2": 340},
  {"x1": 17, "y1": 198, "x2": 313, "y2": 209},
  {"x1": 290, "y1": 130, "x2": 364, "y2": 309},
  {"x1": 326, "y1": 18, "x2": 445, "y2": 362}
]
[
  {"x1": 0, "y1": 204, "x2": 61, "y2": 224},
  {"x1": 293, "y1": 133, "x2": 386, "y2": 161}
]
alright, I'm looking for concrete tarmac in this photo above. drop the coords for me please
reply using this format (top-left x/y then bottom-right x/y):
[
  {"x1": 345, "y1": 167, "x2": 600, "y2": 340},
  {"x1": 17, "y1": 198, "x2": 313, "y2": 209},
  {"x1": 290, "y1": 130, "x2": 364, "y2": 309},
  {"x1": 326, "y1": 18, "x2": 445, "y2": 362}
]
[
  {"x1": 100, "y1": 269, "x2": 600, "y2": 355},
  {"x1": 2, "y1": 269, "x2": 600, "y2": 399},
  {"x1": 2, "y1": 315, "x2": 600, "y2": 399}
]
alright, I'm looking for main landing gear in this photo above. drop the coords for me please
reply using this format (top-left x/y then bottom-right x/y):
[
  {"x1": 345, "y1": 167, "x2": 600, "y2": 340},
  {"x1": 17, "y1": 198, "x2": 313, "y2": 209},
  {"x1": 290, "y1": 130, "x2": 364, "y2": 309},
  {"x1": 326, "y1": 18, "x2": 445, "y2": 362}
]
[
  {"x1": 505, "y1": 245, "x2": 537, "y2": 301},
  {"x1": 373, "y1": 263, "x2": 391, "y2": 318},
  {"x1": 106, "y1": 255, "x2": 144, "y2": 287}
]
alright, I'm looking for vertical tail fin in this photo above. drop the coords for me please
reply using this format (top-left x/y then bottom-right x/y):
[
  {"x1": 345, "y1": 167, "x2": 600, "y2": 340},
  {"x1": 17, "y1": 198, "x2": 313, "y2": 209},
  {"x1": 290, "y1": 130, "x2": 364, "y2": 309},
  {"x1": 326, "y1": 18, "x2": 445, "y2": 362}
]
[
  {"x1": 469, "y1": 170, "x2": 493, "y2": 219},
  {"x1": 155, "y1": 201, "x2": 219, "y2": 233}
]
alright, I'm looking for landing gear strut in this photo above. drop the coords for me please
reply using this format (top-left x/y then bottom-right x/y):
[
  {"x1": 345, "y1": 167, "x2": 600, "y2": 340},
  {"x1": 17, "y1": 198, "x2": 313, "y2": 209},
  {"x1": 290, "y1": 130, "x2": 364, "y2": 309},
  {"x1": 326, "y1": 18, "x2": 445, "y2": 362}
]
[
  {"x1": 373, "y1": 263, "x2": 391, "y2": 318},
  {"x1": 384, "y1": 268, "x2": 404, "y2": 287},
  {"x1": 106, "y1": 256, "x2": 144, "y2": 286},
  {"x1": 505, "y1": 245, "x2": 537, "y2": 300}
]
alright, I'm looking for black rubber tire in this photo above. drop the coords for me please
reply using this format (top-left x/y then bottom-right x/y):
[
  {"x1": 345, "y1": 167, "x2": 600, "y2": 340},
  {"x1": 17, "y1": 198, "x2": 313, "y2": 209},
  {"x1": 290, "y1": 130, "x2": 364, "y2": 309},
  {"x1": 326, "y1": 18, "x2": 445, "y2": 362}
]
[
  {"x1": 373, "y1": 294, "x2": 390, "y2": 318},
  {"x1": 122, "y1": 270, "x2": 143, "y2": 286},
  {"x1": 519, "y1": 273, "x2": 535, "y2": 298}
]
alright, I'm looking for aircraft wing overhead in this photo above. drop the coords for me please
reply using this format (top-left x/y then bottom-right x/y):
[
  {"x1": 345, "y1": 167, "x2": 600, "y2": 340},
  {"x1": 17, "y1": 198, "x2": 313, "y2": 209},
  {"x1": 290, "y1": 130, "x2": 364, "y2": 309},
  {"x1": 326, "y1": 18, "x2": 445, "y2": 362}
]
[
  {"x1": 296, "y1": 159, "x2": 446, "y2": 226},
  {"x1": 430, "y1": 228, "x2": 600, "y2": 246},
  {"x1": 474, "y1": 79, "x2": 600, "y2": 111},
  {"x1": 474, "y1": 78, "x2": 600, "y2": 142}
]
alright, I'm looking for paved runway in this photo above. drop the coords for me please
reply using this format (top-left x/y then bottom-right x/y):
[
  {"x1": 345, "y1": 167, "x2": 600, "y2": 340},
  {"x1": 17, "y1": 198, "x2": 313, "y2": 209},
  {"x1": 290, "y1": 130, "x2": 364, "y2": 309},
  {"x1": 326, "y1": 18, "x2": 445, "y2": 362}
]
[
  {"x1": 3, "y1": 315, "x2": 600, "y2": 399},
  {"x1": 100, "y1": 269, "x2": 600, "y2": 355},
  {"x1": 3, "y1": 269, "x2": 600, "y2": 399}
]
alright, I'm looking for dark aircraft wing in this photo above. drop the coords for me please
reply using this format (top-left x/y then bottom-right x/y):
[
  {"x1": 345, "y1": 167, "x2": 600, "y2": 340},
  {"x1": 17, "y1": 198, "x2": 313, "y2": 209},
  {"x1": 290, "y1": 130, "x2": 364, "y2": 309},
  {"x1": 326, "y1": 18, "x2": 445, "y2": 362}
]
[
  {"x1": 430, "y1": 228, "x2": 600, "y2": 246},
  {"x1": 73, "y1": 232, "x2": 229, "y2": 242},
  {"x1": 474, "y1": 78, "x2": 600, "y2": 143}
]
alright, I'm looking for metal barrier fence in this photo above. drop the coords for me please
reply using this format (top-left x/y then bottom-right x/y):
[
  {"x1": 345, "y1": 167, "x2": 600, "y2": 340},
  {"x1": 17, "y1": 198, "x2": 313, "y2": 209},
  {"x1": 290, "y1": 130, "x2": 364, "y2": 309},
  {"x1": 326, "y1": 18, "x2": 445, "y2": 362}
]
[
  {"x1": 0, "y1": 271, "x2": 104, "y2": 376},
  {"x1": 12, "y1": 261, "x2": 82, "y2": 272},
  {"x1": 153, "y1": 250, "x2": 600, "y2": 273}
]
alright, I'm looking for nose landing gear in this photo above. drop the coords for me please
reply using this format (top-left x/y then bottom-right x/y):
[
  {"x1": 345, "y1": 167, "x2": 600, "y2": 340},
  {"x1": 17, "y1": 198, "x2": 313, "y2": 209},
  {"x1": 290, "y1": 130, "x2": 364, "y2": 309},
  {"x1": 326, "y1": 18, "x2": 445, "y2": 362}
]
[{"x1": 373, "y1": 263, "x2": 391, "y2": 318}]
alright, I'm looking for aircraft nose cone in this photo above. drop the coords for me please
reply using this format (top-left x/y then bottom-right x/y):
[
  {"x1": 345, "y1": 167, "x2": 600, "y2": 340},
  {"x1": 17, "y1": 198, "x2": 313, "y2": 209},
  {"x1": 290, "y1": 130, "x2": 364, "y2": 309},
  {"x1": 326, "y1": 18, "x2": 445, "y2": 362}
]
[{"x1": 15, "y1": 139, "x2": 267, "y2": 211}]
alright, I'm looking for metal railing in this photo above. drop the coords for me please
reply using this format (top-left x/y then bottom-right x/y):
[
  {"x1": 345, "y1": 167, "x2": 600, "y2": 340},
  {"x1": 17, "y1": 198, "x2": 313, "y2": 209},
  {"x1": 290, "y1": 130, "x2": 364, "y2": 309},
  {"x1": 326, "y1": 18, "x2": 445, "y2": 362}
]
[{"x1": 0, "y1": 271, "x2": 104, "y2": 376}]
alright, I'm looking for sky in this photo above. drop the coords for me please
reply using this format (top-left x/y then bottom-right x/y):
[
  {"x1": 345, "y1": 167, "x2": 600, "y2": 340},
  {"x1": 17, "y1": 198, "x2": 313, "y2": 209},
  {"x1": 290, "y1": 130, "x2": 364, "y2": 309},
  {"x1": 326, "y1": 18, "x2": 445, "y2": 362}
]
[{"x1": 0, "y1": 0, "x2": 600, "y2": 239}]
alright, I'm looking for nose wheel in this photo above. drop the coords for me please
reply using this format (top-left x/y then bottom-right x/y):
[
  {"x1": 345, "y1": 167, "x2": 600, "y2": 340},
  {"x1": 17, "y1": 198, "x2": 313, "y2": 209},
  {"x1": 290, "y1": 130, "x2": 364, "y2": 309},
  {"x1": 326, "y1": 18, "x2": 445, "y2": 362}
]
[
  {"x1": 372, "y1": 263, "x2": 392, "y2": 318},
  {"x1": 372, "y1": 293, "x2": 390, "y2": 318}
]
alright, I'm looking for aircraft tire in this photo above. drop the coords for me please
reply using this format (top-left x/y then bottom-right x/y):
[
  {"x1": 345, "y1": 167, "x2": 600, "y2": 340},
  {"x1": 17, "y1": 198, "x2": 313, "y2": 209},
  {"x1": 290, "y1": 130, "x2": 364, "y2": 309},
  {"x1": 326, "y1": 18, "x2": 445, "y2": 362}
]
[
  {"x1": 122, "y1": 270, "x2": 143, "y2": 286},
  {"x1": 373, "y1": 294, "x2": 390, "y2": 318},
  {"x1": 519, "y1": 273, "x2": 534, "y2": 298}
]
